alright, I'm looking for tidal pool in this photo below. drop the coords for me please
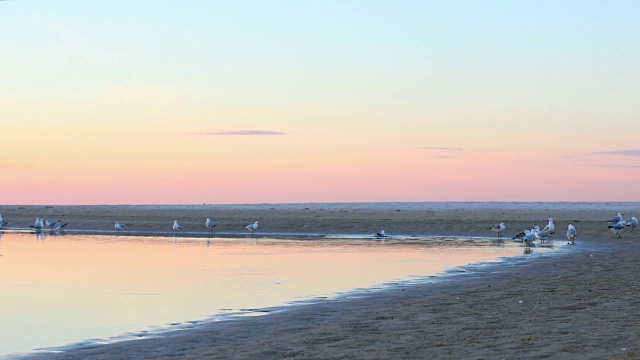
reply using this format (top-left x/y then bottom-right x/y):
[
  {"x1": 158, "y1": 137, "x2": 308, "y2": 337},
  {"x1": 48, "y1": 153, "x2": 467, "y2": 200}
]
[{"x1": 0, "y1": 231, "x2": 551, "y2": 356}]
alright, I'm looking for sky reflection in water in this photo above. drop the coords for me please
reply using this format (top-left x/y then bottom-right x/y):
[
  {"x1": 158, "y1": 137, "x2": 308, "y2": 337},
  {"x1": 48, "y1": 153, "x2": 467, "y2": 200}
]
[{"x1": 0, "y1": 232, "x2": 542, "y2": 355}]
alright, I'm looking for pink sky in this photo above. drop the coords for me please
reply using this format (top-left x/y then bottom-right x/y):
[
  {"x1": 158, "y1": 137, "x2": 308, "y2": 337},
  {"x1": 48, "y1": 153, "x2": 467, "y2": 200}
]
[{"x1": 2, "y1": 1, "x2": 639, "y2": 204}]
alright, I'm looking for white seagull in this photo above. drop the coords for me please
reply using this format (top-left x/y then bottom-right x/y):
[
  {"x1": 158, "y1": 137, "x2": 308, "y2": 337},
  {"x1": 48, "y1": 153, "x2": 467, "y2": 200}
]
[
  {"x1": 543, "y1": 218, "x2": 555, "y2": 234},
  {"x1": 206, "y1": 218, "x2": 216, "y2": 234},
  {"x1": 608, "y1": 220, "x2": 626, "y2": 238},
  {"x1": 173, "y1": 220, "x2": 183, "y2": 233},
  {"x1": 523, "y1": 229, "x2": 536, "y2": 248},
  {"x1": 626, "y1": 217, "x2": 638, "y2": 231},
  {"x1": 31, "y1": 217, "x2": 44, "y2": 230},
  {"x1": 44, "y1": 219, "x2": 61, "y2": 229},
  {"x1": 609, "y1": 212, "x2": 623, "y2": 223},
  {"x1": 534, "y1": 226, "x2": 551, "y2": 243},
  {"x1": 566, "y1": 224, "x2": 577, "y2": 245},
  {"x1": 245, "y1": 221, "x2": 259, "y2": 236},
  {"x1": 490, "y1": 222, "x2": 506, "y2": 238},
  {"x1": 115, "y1": 222, "x2": 128, "y2": 233},
  {"x1": 54, "y1": 222, "x2": 68, "y2": 232}
]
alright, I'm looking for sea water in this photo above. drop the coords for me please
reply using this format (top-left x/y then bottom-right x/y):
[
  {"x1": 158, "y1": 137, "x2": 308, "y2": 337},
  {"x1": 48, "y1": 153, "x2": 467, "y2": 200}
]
[{"x1": 0, "y1": 231, "x2": 555, "y2": 356}]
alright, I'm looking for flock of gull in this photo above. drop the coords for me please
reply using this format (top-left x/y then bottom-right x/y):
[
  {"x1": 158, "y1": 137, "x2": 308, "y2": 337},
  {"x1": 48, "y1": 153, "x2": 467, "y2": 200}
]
[
  {"x1": 489, "y1": 213, "x2": 638, "y2": 247},
  {"x1": 0, "y1": 214, "x2": 262, "y2": 236},
  {"x1": 0, "y1": 214, "x2": 69, "y2": 232},
  {"x1": 1, "y1": 212, "x2": 638, "y2": 242}
]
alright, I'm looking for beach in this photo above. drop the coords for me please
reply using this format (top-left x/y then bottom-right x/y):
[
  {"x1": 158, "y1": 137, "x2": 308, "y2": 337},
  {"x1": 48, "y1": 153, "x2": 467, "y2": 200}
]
[{"x1": 4, "y1": 202, "x2": 640, "y2": 359}]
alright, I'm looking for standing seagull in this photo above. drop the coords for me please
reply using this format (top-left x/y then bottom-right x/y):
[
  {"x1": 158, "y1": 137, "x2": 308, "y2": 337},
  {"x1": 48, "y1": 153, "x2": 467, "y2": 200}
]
[
  {"x1": 115, "y1": 222, "x2": 128, "y2": 233},
  {"x1": 206, "y1": 218, "x2": 216, "y2": 234},
  {"x1": 245, "y1": 221, "x2": 259, "y2": 236},
  {"x1": 523, "y1": 230, "x2": 536, "y2": 248},
  {"x1": 609, "y1": 212, "x2": 623, "y2": 223},
  {"x1": 608, "y1": 220, "x2": 626, "y2": 238},
  {"x1": 543, "y1": 218, "x2": 555, "y2": 234},
  {"x1": 54, "y1": 222, "x2": 68, "y2": 232},
  {"x1": 173, "y1": 220, "x2": 183, "y2": 233},
  {"x1": 31, "y1": 217, "x2": 44, "y2": 230},
  {"x1": 512, "y1": 229, "x2": 528, "y2": 240},
  {"x1": 626, "y1": 217, "x2": 638, "y2": 231},
  {"x1": 534, "y1": 226, "x2": 552, "y2": 243},
  {"x1": 44, "y1": 219, "x2": 61, "y2": 230},
  {"x1": 490, "y1": 222, "x2": 506, "y2": 239},
  {"x1": 566, "y1": 224, "x2": 577, "y2": 245}
]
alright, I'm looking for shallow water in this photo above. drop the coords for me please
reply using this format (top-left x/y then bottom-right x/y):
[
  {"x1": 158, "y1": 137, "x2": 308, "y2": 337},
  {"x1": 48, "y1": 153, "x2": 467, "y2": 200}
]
[{"x1": 0, "y1": 231, "x2": 555, "y2": 356}]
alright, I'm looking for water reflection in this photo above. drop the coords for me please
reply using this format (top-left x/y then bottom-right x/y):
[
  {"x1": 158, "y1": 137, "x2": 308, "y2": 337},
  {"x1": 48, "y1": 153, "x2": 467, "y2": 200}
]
[{"x1": 0, "y1": 233, "x2": 545, "y2": 356}]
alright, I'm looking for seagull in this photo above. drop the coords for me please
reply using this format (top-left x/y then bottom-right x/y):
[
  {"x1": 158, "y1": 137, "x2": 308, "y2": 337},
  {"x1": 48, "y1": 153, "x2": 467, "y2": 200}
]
[
  {"x1": 206, "y1": 218, "x2": 216, "y2": 234},
  {"x1": 375, "y1": 230, "x2": 388, "y2": 238},
  {"x1": 608, "y1": 220, "x2": 626, "y2": 238},
  {"x1": 534, "y1": 226, "x2": 551, "y2": 243},
  {"x1": 543, "y1": 218, "x2": 555, "y2": 234},
  {"x1": 490, "y1": 222, "x2": 506, "y2": 238},
  {"x1": 245, "y1": 221, "x2": 259, "y2": 236},
  {"x1": 54, "y1": 222, "x2": 68, "y2": 232},
  {"x1": 626, "y1": 217, "x2": 638, "y2": 231},
  {"x1": 609, "y1": 212, "x2": 623, "y2": 223},
  {"x1": 173, "y1": 220, "x2": 183, "y2": 233},
  {"x1": 44, "y1": 219, "x2": 61, "y2": 229},
  {"x1": 566, "y1": 224, "x2": 577, "y2": 245},
  {"x1": 30, "y1": 217, "x2": 44, "y2": 230},
  {"x1": 523, "y1": 230, "x2": 536, "y2": 248},
  {"x1": 512, "y1": 229, "x2": 527, "y2": 240},
  {"x1": 115, "y1": 221, "x2": 128, "y2": 233}
]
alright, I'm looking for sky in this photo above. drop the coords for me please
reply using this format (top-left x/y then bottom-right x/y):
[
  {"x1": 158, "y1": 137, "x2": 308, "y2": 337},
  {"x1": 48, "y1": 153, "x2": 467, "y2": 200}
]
[{"x1": 1, "y1": 1, "x2": 639, "y2": 204}]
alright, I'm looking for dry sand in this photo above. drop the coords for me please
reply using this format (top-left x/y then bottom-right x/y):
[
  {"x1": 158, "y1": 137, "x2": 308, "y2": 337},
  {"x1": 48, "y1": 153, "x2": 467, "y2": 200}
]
[{"x1": 3, "y1": 202, "x2": 639, "y2": 359}]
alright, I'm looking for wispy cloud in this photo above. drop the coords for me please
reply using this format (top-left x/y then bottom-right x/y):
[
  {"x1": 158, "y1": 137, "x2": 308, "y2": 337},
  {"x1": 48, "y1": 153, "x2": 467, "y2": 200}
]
[
  {"x1": 600, "y1": 165, "x2": 640, "y2": 169},
  {"x1": 420, "y1": 146, "x2": 464, "y2": 151},
  {"x1": 591, "y1": 150, "x2": 640, "y2": 157},
  {"x1": 433, "y1": 155, "x2": 456, "y2": 159},
  {"x1": 197, "y1": 130, "x2": 286, "y2": 136}
]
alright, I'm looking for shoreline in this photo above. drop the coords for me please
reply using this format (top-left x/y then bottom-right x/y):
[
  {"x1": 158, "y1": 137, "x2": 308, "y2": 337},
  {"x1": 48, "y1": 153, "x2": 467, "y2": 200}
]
[
  {"x1": 5, "y1": 203, "x2": 640, "y2": 359},
  {"x1": 1, "y1": 202, "x2": 638, "y2": 239}
]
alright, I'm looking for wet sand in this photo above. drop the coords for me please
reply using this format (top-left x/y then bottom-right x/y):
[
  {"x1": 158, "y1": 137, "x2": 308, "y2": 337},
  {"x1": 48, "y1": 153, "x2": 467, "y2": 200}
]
[{"x1": 4, "y1": 202, "x2": 640, "y2": 359}]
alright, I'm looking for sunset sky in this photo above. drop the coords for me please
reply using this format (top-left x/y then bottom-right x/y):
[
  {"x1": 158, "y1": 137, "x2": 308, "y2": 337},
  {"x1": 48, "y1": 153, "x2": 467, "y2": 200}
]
[{"x1": 1, "y1": 1, "x2": 639, "y2": 204}]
